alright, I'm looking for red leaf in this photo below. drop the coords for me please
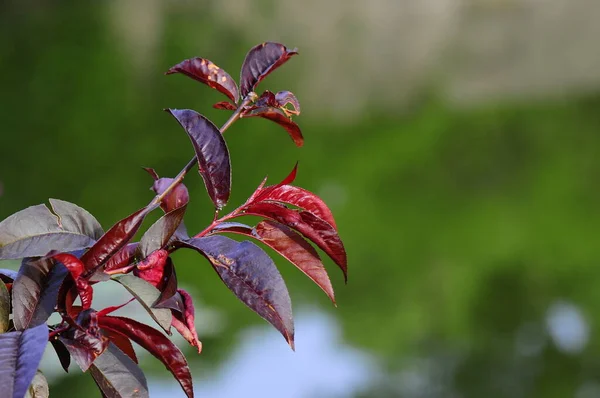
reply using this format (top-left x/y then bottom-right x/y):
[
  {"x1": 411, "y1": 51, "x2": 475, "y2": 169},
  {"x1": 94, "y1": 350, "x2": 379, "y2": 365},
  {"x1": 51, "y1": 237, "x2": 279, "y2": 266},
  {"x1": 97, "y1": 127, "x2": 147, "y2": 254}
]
[
  {"x1": 81, "y1": 207, "x2": 152, "y2": 273},
  {"x1": 153, "y1": 258, "x2": 180, "y2": 310},
  {"x1": 213, "y1": 101, "x2": 237, "y2": 111},
  {"x1": 166, "y1": 109, "x2": 231, "y2": 210},
  {"x1": 53, "y1": 253, "x2": 93, "y2": 310},
  {"x1": 103, "y1": 243, "x2": 138, "y2": 274},
  {"x1": 246, "y1": 163, "x2": 298, "y2": 205},
  {"x1": 98, "y1": 316, "x2": 194, "y2": 398},
  {"x1": 167, "y1": 57, "x2": 239, "y2": 103},
  {"x1": 103, "y1": 329, "x2": 138, "y2": 364},
  {"x1": 179, "y1": 236, "x2": 294, "y2": 349},
  {"x1": 240, "y1": 42, "x2": 298, "y2": 98},
  {"x1": 259, "y1": 185, "x2": 337, "y2": 228},
  {"x1": 134, "y1": 249, "x2": 169, "y2": 289},
  {"x1": 242, "y1": 106, "x2": 303, "y2": 147},
  {"x1": 241, "y1": 202, "x2": 347, "y2": 281},
  {"x1": 171, "y1": 289, "x2": 201, "y2": 353}
]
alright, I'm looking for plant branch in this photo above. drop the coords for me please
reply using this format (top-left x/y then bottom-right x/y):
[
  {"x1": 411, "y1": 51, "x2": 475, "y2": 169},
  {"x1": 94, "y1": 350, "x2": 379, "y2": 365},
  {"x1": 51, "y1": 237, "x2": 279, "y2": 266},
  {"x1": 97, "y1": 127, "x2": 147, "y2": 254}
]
[{"x1": 149, "y1": 96, "x2": 254, "y2": 208}]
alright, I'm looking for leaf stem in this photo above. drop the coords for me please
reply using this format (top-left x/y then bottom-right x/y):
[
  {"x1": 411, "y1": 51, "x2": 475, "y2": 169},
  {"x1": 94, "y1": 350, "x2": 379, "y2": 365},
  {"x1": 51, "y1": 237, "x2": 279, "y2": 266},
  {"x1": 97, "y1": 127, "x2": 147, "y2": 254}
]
[{"x1": 149, "y1": 96, "x2": 254, "y2": 208}]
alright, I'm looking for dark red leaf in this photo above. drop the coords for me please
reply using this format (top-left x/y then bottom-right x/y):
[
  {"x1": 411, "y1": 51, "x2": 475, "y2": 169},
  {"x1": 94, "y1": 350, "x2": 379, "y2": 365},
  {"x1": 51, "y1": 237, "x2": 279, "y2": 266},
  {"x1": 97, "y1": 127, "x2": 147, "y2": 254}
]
[
  {"x1": 98, "y1": 316, "x2": 194, "y2": 398},
  {"x1": 166, "y1": 109, "x2": 231, "y2": 210},
  {"x1": 240, "y1": 42, "x2": 298, "y2": 98},
  {"x1": 52, "y1": 253, "x2": 93, "y2": 310},
  {"x1": 254, "y1": 90, "x2": 278, "y2": 108},
  {"x1": 213, "y1": 101, "x2": 237, "y2": 111},
  {"x1": 0, "y1": 200, "x2": 101, "y2": 260},
  {"x1": 134, "y1": 249, "x2": 169, "y2": 289},
  {"x1": 60, "y1": 310, "x2": 109, "y2": 372},
  {"x1": 167, "y1": 57, "x2": 239, "y2": 103},
  {"x1": 50, "y1": 337, "x2": 71, "y2": 372},
  {"x1": 138, "y1": 206, "x2": 186, "y2": 258},
  {"x1": 0, "y1": 323, "x2": 48, "y2": 398},
  {"x1": 171, "y1": 289, "x2": 201, "y2": 353},
  {"x1": 208, "y1": 222, "x2": 253, "y2": 235},
  {"x1": 12, "y1": 257, "x2": 68, "y2": 330},
  {"x1": 113, "y1": 274, "x2": 172, "y2": 333},
  {"x1": 240, "y1": 202, "x2": 347, "y2": 281},
  {"x1": 241, "y1": 106, "x2": 303, "y2": 147},
  {"x1": 245, "y1": 163, "x2": 298, "y2": 206},
  {"x1": 179, "y1": 236, "x2": 294, "y2": 349},
  {"x1": 89, "y1": 342, "x2": 148, "y2": 398},
  {"x1": 103, "y1": 243, "x2": 139, "y2": 275},
  {"x1": 104, "y1": 330, "x2": 138, "y2": 364},
  {"x1": 255, "y1": 221, "x2": 335, "y2": 303},
  {"x1": 81, "y1": 207, "x2": 152, "y2": 274},
  {"x1": 153, "y1": 258, "x2": 179, "y2": 309},
  {"x1": 259, "y1": 185, "x2": 337, "y2": 228}
]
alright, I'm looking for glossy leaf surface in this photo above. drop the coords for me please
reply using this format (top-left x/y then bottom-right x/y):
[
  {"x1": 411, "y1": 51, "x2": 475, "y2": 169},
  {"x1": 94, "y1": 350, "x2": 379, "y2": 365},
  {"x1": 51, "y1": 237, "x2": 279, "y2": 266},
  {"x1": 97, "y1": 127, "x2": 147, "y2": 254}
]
[
  {"x1": 167, "y1": 57, "x2": 239, "y2": 103},
  {"x1": 242, "y1": 106, "x2": 303, "y2": 147},
  {"x1": 103, "y1": 243, "x2": 139, "y2": 274},
  {"x1": 134, "y1": 249, "x2": 169, "y2": 289},
  {"x1": 181, "y1": 236, "x2": 294, "y2": 348},
  {"x1": 52, "y1": 253, "x2": 93, "y2": 309},
  {"x1": 260, "y1": 185, "x2": 337, "y2": 228},
  {"x1": 89, "y1": 343, "x2": 148, "y2": 398},
  {"x1": 166, "y1": 109, "x2": 231, "y2": 210},
  {"x1": 240, "y1": 42, "x2": 298, "y2": 98},
  {"x1": 81, "y1": 207, "x2": 152, "y2": 273},
  {"x1": 0, "y1": 324, "x2": 48, "y2": 398},
  {"x1": 13, "y1": 257, "x2": 67, "y2": 330},
  {"x1": 171, "y1": 289, "x2": 201, "y2": 353},
  {"x1": 113, "y1": 274, "x2": 171, "y2": 333},
  {"x1": 241, "y1": 202, "x2": 347, "y2": 280},
  {"x1": 0, "y1": 201, "x2": 100, "y2": 260},
  {"x1": 60, "y1": 310, "x2": 109, "y2": 372},
  {"x1": 99, "y1": 316, "x2": 193, "y2": 398}
]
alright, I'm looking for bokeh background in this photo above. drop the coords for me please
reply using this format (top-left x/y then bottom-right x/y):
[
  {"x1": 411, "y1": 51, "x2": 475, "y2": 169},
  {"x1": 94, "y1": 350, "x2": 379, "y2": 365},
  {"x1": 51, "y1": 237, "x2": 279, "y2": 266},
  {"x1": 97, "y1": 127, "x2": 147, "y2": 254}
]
[{"x1": 2, "y1": 1, "x2": 600, "y2": 397}]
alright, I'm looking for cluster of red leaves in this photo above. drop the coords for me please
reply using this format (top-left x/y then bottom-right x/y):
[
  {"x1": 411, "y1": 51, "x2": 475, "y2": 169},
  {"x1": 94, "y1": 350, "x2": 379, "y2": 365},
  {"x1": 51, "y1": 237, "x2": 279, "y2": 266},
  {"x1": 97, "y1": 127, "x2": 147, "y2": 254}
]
[{"x1": 0, "y1": 42, "x2": 346, "y2": 398}]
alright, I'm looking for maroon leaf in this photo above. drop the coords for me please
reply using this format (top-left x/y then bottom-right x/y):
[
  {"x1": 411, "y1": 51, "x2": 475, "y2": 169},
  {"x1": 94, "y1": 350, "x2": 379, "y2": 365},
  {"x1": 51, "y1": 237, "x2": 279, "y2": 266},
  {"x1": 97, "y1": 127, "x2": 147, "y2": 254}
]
[
  {"x1": 241, "y1": 106, "x2": 303, "y2": 147},
  {"x1": 113, "y1": 274, "x2": 172, "y2": 333},
  {"x1": 98, "y1": 316, "x2": 194, "y2": 398},
  {"x1": 166, "y1": 109, "x2": 231, "y2": 210},
  {"x1": 153, "y1": 258, "x2": 180, "y2": 310},
  {"x1": 171, "y1": 289, "x2": 201, "y2": 353},
  {"x1": 52, "y1": 253, "x2": 93, "y2": 310},
  {"x1": 89, "y1": 342, "x2": 148, "y2": 398},
  {"x1": 240, "y1": 202, "x2": 347, "y2": 281},
  {"x1": 0, "y1": 200, "x2": 101, "y2": 260},
  {"x1": 103, "y1": 243, "x2": 139, "y2": 274},
  {"x1": 213, "y1": 101, "x2": 237, "y2": 111},
  {"x1": 179, "y1": 236, "x2": 294, "y2": 349},
  {"x1": 0, "y1": 323, "x2": 48, "y2": 398},
  {"x1": 104, "y1": 330, "x2": 138, "y2": 364},
  {"x1": 50, "y1": 338, "x2": 71, "y2": 372},
  {"x1": 246, "y1": 163, "x2": 298, "y2": 206},
  {"x1": 240, "y1": 42, "x2": 298, "y2": 98},
  {"x1": 12, "y1": 257, "x2": 68, "y2": 330},
  {"x1": 145, "y1": 169, "x2": 190, "y2": 214},
  {"x1": 259, "y1": 185, "x2": 337, "y2": 228},
  {"x1": 81, "y1": 206, "x2": 153, "y2": 274},
  {"x1": 167, "y1": 57, "x2": 239, "y2": 103},
  {"x1": 209, "y1": 222, "x2": 253, "y2": 235},
  {"x1": 138, "y1": 206, "x2": 186, "y2": 259},
  {"x1": 60, "y1": 310, "x2": 109, "y2": 372},
  {"x1": 134, "y1": 249, "x2": 169, "y2": 289}
]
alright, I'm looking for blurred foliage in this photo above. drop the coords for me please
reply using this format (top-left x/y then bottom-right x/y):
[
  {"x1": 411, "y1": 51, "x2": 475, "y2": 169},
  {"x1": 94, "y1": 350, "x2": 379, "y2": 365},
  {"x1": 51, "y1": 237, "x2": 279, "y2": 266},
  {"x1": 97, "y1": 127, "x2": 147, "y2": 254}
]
[{"x1": 2, "y1": 2, "x2": 600, "y2": 397}]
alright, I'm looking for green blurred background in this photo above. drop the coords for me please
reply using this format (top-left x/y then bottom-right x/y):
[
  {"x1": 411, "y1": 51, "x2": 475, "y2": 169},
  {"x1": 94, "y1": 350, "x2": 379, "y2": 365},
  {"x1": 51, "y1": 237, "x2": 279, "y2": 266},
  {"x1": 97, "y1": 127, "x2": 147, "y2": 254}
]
[{"x1": 2, "y1": 1, "x2": 600, "y2": 397}]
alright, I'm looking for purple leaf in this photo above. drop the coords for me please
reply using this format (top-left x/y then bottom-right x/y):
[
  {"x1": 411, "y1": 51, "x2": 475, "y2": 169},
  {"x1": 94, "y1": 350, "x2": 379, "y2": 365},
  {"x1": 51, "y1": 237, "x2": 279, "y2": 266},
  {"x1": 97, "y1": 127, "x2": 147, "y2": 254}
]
[
  {"x1": 12, "y1": 257, "x2": 68, "y2": 330},
  {"x1": 274, "y1": 91, "x2": 301, "y2": 115},
  {"x1": 166, "y1": 109, "x2": 231, "y2": 210},
  {"x1": 171, "y1": 289, "x2": 201, "y2": 353},
  {"x1": 0, "y1": 200, "x2": 101, "y2": 260},
  {"x1": 145, "y1": 169, "x2": 190, "y2": 214},
  {"x1": 50, "y1": 338, "x2": 71, "y2": 372},
  {"x1": 167, "y1": 57, "x2": 239, "y2": 103},
  {"x1": 59, "y1": 309, "x2": 109, "y2": 372},
  {"x1": 179, "y1": 236, "x2": 294, "y2": 349},
  {"x1": 240, "y1": 42, "x2": 298, "y2": 98},
  {"x1": 89, "y1": 342, "x2": 149, "y2": 398},
  {"x1": 0, "y1": 323, "x2": 48, "y2": 398},
  {"x1": 113, "y1": 274, "x2": 172, "y2": 334},
  {"x1": 241, "y1": 106, "x2": 303, "y2": 147},
  {"x1": 99, "y1": 316, "x2": 194, "y2": 398}
]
